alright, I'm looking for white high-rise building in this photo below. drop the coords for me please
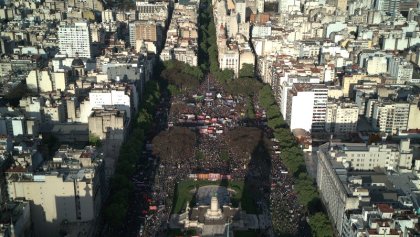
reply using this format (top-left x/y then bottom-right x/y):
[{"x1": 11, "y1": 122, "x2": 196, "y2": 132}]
[
  {"x1": 58, "y1": 22, "x2": 92, "y2": 58},
  {"x1": 286, "y1": 84, "x2": 328, "y2": 132}
]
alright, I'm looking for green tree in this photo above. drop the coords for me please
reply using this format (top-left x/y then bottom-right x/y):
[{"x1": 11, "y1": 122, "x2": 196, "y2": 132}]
[
  {"x1": 238, "y1": 63, "x2": 254, "y2": 79},
  {"x1": 259, "y1": 85, "x2": 276, "y2": 108},
  {"x1": 308, "y1": 212, "x2": 334, "y2": 237},
  {"x1": 214, "y1": 69, "x2": 234, "y2": 83},
  {"x1": 295, "y1": 173, "x2": 318, "y2": 207},
  {"x1": 266, "y1": 104, "x2": 281, "y2": 119}
]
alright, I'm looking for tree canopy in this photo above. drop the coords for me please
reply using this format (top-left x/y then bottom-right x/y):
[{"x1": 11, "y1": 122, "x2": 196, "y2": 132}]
[
  {"x1": 238, "y1": 63, "x2": 254, "y2": 79},
  {"x1": 308, "y1": 212, "x2": 334, "y2": 237},
  {"x1": 152, "y1": 127, "x2": 196, "y2": 165},
  {"x1": 161, "y1": 60, "x2": 203, "y2": 92}
]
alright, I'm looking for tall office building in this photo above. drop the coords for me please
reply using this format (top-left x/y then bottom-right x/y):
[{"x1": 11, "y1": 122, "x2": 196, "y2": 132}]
[{"x1": 58, "y1": 22, "x2": 92, "y2": 58}]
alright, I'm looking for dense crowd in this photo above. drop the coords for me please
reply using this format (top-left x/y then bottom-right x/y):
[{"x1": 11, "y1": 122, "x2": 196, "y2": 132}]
[
  {"x1": 269, "y1": 143, "x2": 304, "y2": 235},
  {"x1": 139, "y1": 77, "x2": 305, "y2": 236}
]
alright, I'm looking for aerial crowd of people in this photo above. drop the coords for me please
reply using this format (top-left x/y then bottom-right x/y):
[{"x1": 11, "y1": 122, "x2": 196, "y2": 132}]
[{"x1": 135, "y1": 77, "x2": 305, "y2": 236}]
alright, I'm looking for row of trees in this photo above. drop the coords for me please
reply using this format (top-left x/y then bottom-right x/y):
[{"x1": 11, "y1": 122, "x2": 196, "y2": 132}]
[
  {"x1": 258, "y1": 85, "x2": 333, "y2": 237},
  {"x1": 104, "y1": 79, "x2": 162, "y2": 228},
  {"x1": 198, "y1": 0, "x2": 218, "y2": 73},
  {"x1": 161, "y1": 60, "x2": 204, "y2": 95}
]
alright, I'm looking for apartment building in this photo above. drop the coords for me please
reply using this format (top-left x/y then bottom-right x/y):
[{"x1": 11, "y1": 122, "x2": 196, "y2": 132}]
[
  {"x1": 407, "y1": 95, "x2": 420, "y2": 130},
  {"x1": 317, "y1": 144, "x2": 362, "y2": 236},
  {"x1": 25, "y1": 69, "x2": 67, "y2": 93},
  {"x1": 88, "y1": 107, "x2": 127, "y2": 180},
  {"x1": 88, "y1": 107, "x2": 127, "y2": 141},
  {"x1": 128, "y1": 20, "x2": 163, "y2": 53},
  {"x1": 6, "y1": 146, "x2": 104, "y2": 237},
  {"x1": 325, "y1": 100, "x2": 359, "y2": 135},
  {"x1": 160, "y1": 2, "x2": 198, "y2": 66},
  {"x1": 213, "y1": 0, "x2": 255, "y2": 77},
  {"x1": 286, "y1": 83, "x2": 328, "y2": 132},
  {"x1": 57, "y1": 22, "x2": 91, "y2": 58},
  {"x1": 326, "y1": 0, "x2": 348, "y2": 12},
  {"x1": 136, "y1": 1, "x2": 169, "y2": 23},
  {"x1": 366, "y1": 99, "x2": 410, "y2": 134},
  {"x1": 89, "y1": 83, "x2": 138, "y2": 119},
  {"x1": 387, "y1": 57, "x2": 413, "y2": 84},
  {"x1": 341, "y1": 74, "x2": 382, "y2": 97},
  {"x1": 317, "y1": 140, "x2": 415, "y2": 236},
  {"x1": 219, "y1": 50, "x2": 240, "y2": 75}
]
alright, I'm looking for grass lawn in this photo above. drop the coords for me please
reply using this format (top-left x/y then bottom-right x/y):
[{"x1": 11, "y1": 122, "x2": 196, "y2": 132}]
[{"x1": 171, "y1": 179, "x2": 259, "y2": 214}]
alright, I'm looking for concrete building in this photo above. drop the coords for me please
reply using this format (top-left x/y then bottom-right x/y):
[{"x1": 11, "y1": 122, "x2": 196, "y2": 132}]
[
  {"x1": 19, "y1": 97, "x2": 43, "y2": 121},
  {"x1": 43, "y1": 100, "x2": 66, "y2": 123},
  {"x1": 58, "y1": 22, "x2": 92, "y2": 58},
  {"x1": 160, "y1": 3, "x2": 198, "y2": 66},
  {"x1": 219, "y1": 51, "x2": 240, "y2": 75},
  {"x1": 251, "y1": 24, "x2": 272, "y2": 38},
  {"x1": 89, "y1": 83, "x2": 138, "y2": 119},
  {"x1": 88, "y1": 107, "x2": 127, "y2": 141},
  {"x1": 388, "y1": 57, "x2": 413, "y2": 84},
  {"x1": 6, "y1": 146, "x2": 104, "y2": 237},
  {"x1": 375, "y1": 0, "x2": 400, "y2": 19},
  {"x1": 277, "y1": 0, "x2": 300, "y2": 12},
  {"x1": 101, "y1": 9, "x2": 114, "y2": 23},
  {"x1": 11, "y1": 118, "x2": 25, "y2": 136},
  {"x1": 88, "y1": 107, "x2": 127, "y2": 180},
  {"x1": 327, "y1": 0, "x2": 348, "y2": 11},
  {"x1": 366, "y1": 55, "x2": 388, "y2": 75},
  {"x1": 286, "y1": 84, "x2": 328, "y2": 132},
  {"x1": 317, "y1": 143, "x2": 362, "y2": 236},
  {"x1": 128, "y1": 20, "x2": 163, "y2": 53},
  {"x1": 25, "y1": 69, "x2": 67, "y2": 93},
  {"x1": 136, "y1": 1, "x2": 169, "y2": 22},
  {"x1": 317, "y1": 140, "x2": 415, "y2": 235},
  {"x1": 341, "y1": 74, "x2": 382, "y2": 97},
  {"x1": 407, "y1": 96, "x2": 420, "y2": 130},
  {"x1": 325, "y1": 100, "x2": 359, "y2": 135},
  {"x1": 367, "y1": 99, "x2": 410, "y2": 134}
]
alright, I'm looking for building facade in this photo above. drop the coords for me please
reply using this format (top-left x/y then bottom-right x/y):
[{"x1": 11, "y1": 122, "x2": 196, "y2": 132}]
[{"x1": 58, "y1": 22, "x2": 92, "y2": 58}]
